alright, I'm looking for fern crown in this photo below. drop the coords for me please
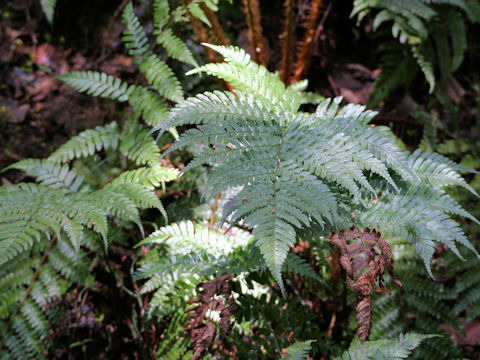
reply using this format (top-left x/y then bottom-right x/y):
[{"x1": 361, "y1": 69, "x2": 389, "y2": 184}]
[{"x1": 161, "y1": 43, "x2": 479, "y2": 292}]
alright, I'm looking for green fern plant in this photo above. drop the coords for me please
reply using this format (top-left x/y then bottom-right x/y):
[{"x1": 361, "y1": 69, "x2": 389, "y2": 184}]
[
  {"x1": 160, "y1": 43, "x2": 479, "y2": 294},
  {"x1": 335, "y1": 333, "x2": 436, "y2": 360},
  {"x1": 0, "y1": 1, "x2": 202, "y2": 355},
  {"x1": 352, "y1": 0, "x2": 480, "y2": 107}
]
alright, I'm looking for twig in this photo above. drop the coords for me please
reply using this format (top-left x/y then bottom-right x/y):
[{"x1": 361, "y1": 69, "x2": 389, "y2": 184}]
[
  {"x1": 280, "y1": 0, "x2": 295, "y2": 85},
  {"x1": 291, "y1": 0, "x2": 323, "y2": 83},
  {"x1": 241, "y1": 0, "x2": 267, "y2": 66}
]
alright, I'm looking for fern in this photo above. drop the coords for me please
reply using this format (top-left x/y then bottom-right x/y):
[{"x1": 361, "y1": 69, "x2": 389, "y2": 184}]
[
  {"x1": 122, "y1": 2, "x2": 150, "y2": 59},
  {"x1": 40, "y1": 0, "x2": 57, "y2": 25},
  {"x1": 156, "y1": 28, "x2": 198, "y2": 67},
  {"x1": 5, "y1": 159, "x2": 86, "y2": 192},
  {"x1": 48, "y1": 122, "x2": 120, "y2": 163},
  {"x1": 352, "y1": 0, "x2": 477, "y2": 103},
  {"x1": 335, "y1": 333, "x2": 436, "y2": 360},
  {"x1": 153, "y1": 0, "x2": 170, "y2": 30},
  {"x1": 162, "y1": 44, "x2": 479, "y2": 292},
  {"x1": 119, "y1": 123, "x2": 161, "y2": 166},
  {"x1": 282, "y1": 340, "x2": 315, "y2": 359},
  {"x1": 140, "y1": 55, "x2": 184, "y2": 103},
  {"x1": 0, "y1": 237, "x2": 94, "y2": 359}
]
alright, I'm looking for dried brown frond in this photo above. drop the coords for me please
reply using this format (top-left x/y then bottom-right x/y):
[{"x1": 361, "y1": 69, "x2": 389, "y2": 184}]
[
  {"x1": 241, "y1": 0, "x2": 267, "y2": 66},
  {"x1": 291, "y1": 0, "x2": 323, "y2": 83},
  {"x1": 184, "y1": 274, "x2": 237, "y2": 360},
  {"x1": 279, "y1": 0, "x2": 295, "y2": 85},
  {"x1": 330, "y1": 227, "x2": 401, "y2": 343}
]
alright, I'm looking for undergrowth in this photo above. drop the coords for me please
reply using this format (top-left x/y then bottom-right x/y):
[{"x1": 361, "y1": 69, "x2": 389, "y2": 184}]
[{"x1": 1, "y1": 0, "x2": 479, "y2": 359}]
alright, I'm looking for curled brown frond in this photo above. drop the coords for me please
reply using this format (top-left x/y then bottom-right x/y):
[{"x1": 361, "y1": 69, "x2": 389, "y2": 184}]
[
  {"x1": 184, "y1": 274, "x2": 237, "y2": 360},
  {"x1": 330, "y1": 227, "x2": 401, "y2": 342}
]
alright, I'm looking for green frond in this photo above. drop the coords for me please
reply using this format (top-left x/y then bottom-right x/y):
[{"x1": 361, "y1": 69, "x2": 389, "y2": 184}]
[
  {"x1": 57, "y1": 71, "x2": 135, "y2": 101},
  {"x1": 359, "y1": 186, "x2": 479, "y2": 276},
  {"x1": 58, "y1": 71, "x2": 171, "y2": 126},
  {"x1": 128, "y1": 87, "x2": 169, "y2": 126},
  {"x1": 163, "y1": 90, "x2": 285, "y2": 131},
  {"x1": 283, "y1": 253, "x2": 325, "y2": 285},
  {"x1": 408, "y1": 149, "x2": 478, "y2": 195},
  {"x1": 89, "y1": 186, "x2": 142, "y2": 231},
  {"x1": 153, "y1": 0, "x2": 170, "y2": 30},
  {"x1": 122, "y1": 2, "x2": 150, "y2": 59},
  {"x1": 40, "y1": 0, "x2": 57, "y2": 24},
  {"x1": 49, "y1": 122, "x2": 119, "y2": 163},
  {"x1": 5, "y1": 159, "x2": 86, "y2": 192},
  {"x1": 110, "y1": 165, "x2": 179, "y2": 189},
  {"x1": 139, "y1": 55, "x2": 184, "y2": 103},
  {"x1": 283, "y1": 340, "x2": 315, "y2": 360},
  {"x1": 449, "y1": 10, "x2": 467, "y2": 71},
  {"x1": 48, "y1": 237, "x2": 93, "y2": 285},
  {"x1": 156, "y1": 28, "x2": 198, "y2": 67},
  {"x1": 187, "y1": 2, "x2": 210, "y2": 26},
  {"x1": 187, "y1": 43, "x2": 303, "y2": 112},
  {"x1": 119, "y1": 125, "x2": 161, "y2": 166},
  {"x1": 367, "y1": 53, "x2": 417, "y2": 108},
  {"x1": 466, "y1": 0, "x2": 480, "y2": 22},
  {"x1": 0, "y1": 184, "x2": 89, "y2": 261},
  {"x1": 411, "y1": 46, "x2": 435, "y2": 93},
  {"x1": 0, "y1": 234, "x2": 93, "y2": 358},
  {"x1": 335, "y1": 333, "x2": 437, "y2": 360},
  {"x1": 136, "y1": 220, "x2": 252, "y2": 257},
  {"x1": 0, "y1": 170, "x2": 164, "y2": 261}
]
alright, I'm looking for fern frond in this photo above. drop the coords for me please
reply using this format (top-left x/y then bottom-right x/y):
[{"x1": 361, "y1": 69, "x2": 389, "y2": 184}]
[
  {"x1": 283, "y1": 340, "x2": 315, "y2": 360},
  {"x1": 359, "y1": 185, "x2": 479, "y2": 276},
  {"x1": 129, "y1": 87, "x2": 170, "y2": 126},
  {"x1": 411, "y1": 46, "x2": 435, "y2": 93},
  {"x1": 188, "y1": 2, "x2": 211, "y2": 26},
  {"x1": 153, "y1": 0, "x2": 170, "y2": 30},
  {"x1": 5, "y1": 159, "x2": 86, "y2": 192},
  {"x1": 57, "y1": 71, "x2": 135, "y2": 101},
  {"x1": 119, "y1": 124, "x2": 161, "y2": 166},
  {"x1": 136, "y1": 220, "x2": 252, "y2": 257},
  {"x1": 187, "y1": 43, "x2": 303, "y2": 112},
  {"x1": 40, "y1": 0, "x2": 57, "y2": 24},
  {"x1": 283, "y1": 253, "x2": 325, "y2": 285},
  {"x1": 49, "y1": 122, "x2": 119, "y2": 163},
  {"x1": 0, "y1": 184, "x2": 92, "y2": 261},
  {"x1": 408, "y1": 149, "x2": 478, "y2": 195},
  {"x1": 122, "y1": 2, "x2": 150, "y2": 59},
  {"x1": 335, "y1": 333, "x2": 436, "y2": 359},
  {"x1": 100, "y1": 182, "x2": 167, "y2": 226},
  {"x1": 110, "y1": 166, "x2": 178, "y2": 189},
  {"x1": 449, "y1": 11, "x2": 467, "y2": 72},
  {"x1": 156, "y1": 28, "x2": 198, "y2": 67},
  {"x1": 0, "y1": 235, "x2": 93, "y2": 359},
  {"x1": 140, "y1": 55, "x2": 184, "y2": 103}
]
